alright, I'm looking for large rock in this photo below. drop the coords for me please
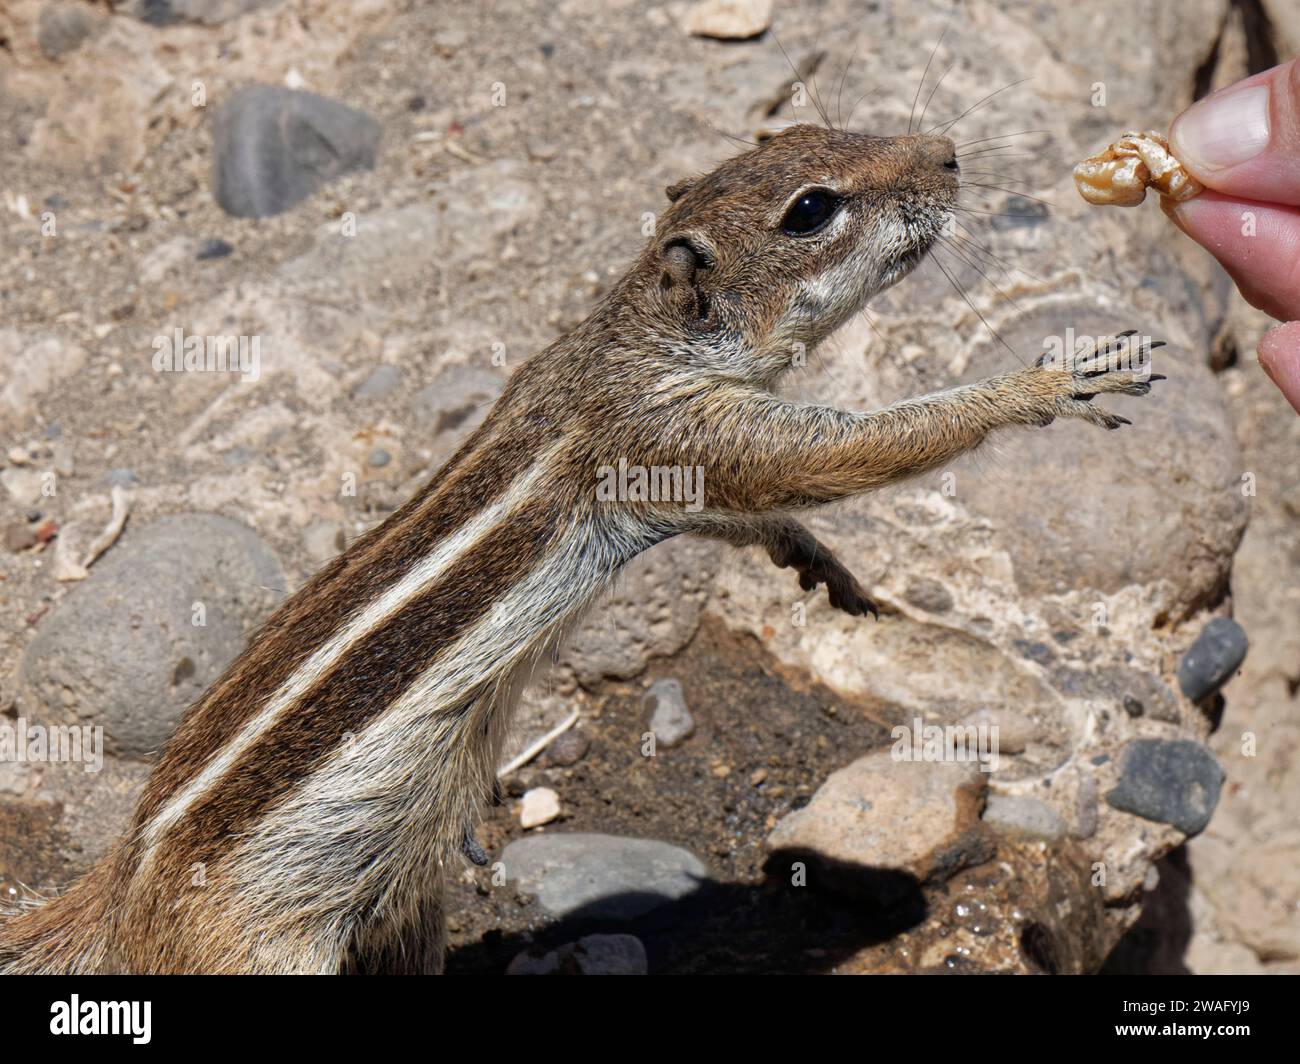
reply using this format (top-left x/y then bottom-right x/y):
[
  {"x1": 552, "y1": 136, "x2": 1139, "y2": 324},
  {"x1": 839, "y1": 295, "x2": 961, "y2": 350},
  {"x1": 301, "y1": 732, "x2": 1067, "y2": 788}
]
[
  {"x1": 767, "y1": 751, "x2": 989, "y2": 892},
  {"x1": 501, "y1": 833, "x2": 707, "y2": 921},
  {"x1": 952, "y1": 299, "x2": 1246, "y2": 620},
  {"x1": 21, "y1": 514, "x2": 284, "y2": 757},
  {"x1": 562, "y1": 537, "x2": 719, "y2": 687},
  {"x1": 212, "y1": 85, "x2": 381, "y2": 218}
]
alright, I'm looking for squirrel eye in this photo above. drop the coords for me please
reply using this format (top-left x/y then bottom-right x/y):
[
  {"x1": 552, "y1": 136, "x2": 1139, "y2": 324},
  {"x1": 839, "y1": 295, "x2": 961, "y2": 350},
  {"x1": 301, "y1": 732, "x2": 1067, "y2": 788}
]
[{"x1": 781, "y1": 190, "x2": 841, "y2": 236}]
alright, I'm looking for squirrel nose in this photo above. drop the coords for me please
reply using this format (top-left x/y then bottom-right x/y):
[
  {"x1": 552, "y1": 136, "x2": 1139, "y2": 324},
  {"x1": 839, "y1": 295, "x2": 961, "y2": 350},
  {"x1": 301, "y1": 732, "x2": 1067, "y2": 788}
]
[{"x1": 920, "y1": 134, "x2": 958, "y2": 173}]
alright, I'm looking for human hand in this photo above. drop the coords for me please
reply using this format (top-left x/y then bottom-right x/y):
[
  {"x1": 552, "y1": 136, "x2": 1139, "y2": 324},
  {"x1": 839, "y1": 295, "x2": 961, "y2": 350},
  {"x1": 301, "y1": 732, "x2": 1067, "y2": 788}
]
[{"x1": 1162, "y1": 59, "x2": 1300, "y2": 412}]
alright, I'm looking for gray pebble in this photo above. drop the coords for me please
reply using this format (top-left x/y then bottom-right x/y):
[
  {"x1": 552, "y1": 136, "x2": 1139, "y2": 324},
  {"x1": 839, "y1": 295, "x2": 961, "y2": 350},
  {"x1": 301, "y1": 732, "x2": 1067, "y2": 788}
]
[
  {"x1": 352, "y1": 364, "x2": 403, "y2": 400},
  {"x1": 1177, "y1": 617, "x2": 1248, "y2": 701},
  {"x1": 507, "y1": 934, "x2": 647, "y2": 975},
  {"x1": 645, "y1": 677, "x2": 693, "y2": 747},
  {"x1": 541, "y1": 728, "x2": 589, "y2": 767},
  {"x1": 37, "y1": 3, "x2": 102, "y2": 60},
  {"x1": 501, "y1": 833, "x2": 706, "y2": 920},
  {"x1": 196, "y1": 238, "x2": 234, "y2": 260},
  {"x1": 212, "y1": 85, "x2": 380, "y2": 219},
  {"x1": 367, "y1": 448, "x2": 391, "y2": 468},
  {"x1": 904, "y1": 578, "x2": 953, "y2": 614},
  {"x1": 1104, "y1": 739, "x2": 1224, "y2": 836},
  {"x1": 982, "y1": 795, "x2": 1065, "y2": 840}
]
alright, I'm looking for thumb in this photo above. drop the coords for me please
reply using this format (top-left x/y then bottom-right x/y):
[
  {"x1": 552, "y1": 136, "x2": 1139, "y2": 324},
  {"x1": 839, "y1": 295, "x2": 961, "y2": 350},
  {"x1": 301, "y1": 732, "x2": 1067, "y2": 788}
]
[
  {"x1": 1258, "y1": 321, "x2": 1300, "y2": 414},
  {"x1": 1170, "y1": 59, "x2": 1300, "y2": 206}
]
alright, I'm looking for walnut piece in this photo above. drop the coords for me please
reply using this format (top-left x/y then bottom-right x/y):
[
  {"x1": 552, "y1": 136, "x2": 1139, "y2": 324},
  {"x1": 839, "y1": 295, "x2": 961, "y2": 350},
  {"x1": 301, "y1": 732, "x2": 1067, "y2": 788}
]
[{"x1": 1073, "y1": 130, "x2": 1203, "y2": 208}]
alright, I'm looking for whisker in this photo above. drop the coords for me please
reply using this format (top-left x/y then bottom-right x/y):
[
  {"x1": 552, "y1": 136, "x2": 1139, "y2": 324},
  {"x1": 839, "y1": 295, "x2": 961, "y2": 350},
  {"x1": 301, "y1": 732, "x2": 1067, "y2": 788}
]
[
  {"x1": 942, "y1": 230, "x2": 1013, "y2": 279},
  {"x1": 951, "y1": 223, "x2": 1048, "y2": 285},
  {"x1": 834, "y1": 41, "x2": 862, "y2": 130},
  {"x1": 843, "y1": 85, "x2": 882, "y2": 131},
  {"x1": 930, "y1": 251, "x2": 1026, "y2": 366},
  {"x1": 857, "y1": 303, "x2": 912, "y2": 372},
  {"x1": 710, "y1": 125, "x2": 763, "y2": 150},
  {"x1": 809, "y1": 29, "x2": 833, "y2": 129},
  {"x1": 917, "y1": 61, "x2": 957, "y2": 134},
  {"x1": 955, "y1": 130, "x2": 1049, "y2": 149},
  {"x1": 949, "y1": 204, "x2": 1048, "y2": 219},
  {"x1": 960, "y1": 171, "x2": 1038, "y2": 186},
  {"x1": 937, "y1": 234, "x2": 1027, "y2": 315},
  {"x1": 909, "y1": 24, "x2": 949, "y2": 135},
  {"x1": 957, "y1": 149, "x2": 1037, "y2": 160},
  {"x1": 961, "y1": 182, "x2": 1055, "y2": 207},
  {"x1": 772, "y1": 30, "x2": 832, "y2": 128},
  {"x1": 927, "y1": 77, "x2": 1031, "y2": 136}
]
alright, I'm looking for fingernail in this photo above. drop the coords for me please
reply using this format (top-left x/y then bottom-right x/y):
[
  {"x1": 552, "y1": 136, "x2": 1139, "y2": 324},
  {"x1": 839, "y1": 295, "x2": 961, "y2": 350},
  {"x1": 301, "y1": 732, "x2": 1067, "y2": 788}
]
[{"x1": 1172, "y1": 85, "x2": 1271, "y2": 172}]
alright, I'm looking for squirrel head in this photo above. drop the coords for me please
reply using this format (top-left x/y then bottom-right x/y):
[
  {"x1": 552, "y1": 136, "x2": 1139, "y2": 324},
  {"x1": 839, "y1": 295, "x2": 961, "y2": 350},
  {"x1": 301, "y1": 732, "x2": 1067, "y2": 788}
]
[{"x1": 645, "y1": 124, "x2": 958, "y2": 383}]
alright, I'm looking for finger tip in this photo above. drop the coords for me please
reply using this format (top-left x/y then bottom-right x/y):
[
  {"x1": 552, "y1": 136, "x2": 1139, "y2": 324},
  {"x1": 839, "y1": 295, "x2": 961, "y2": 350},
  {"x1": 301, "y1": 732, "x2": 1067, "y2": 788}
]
[
  {"x1": 1256, "y1": 321, "x2": 1300, "y2": 413},
  {"x1": 1258, "y1": 320, "x2": 1300, "y2": 367}
]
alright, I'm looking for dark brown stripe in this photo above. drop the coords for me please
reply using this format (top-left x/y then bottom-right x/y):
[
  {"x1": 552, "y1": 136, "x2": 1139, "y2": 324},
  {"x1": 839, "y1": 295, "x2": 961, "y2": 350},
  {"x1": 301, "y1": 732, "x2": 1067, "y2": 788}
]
[
  {"x1": 164, "y1": 494, "x2": 563, "y2": 865},
  {"x1": 130, "y1": 392, "x2": 556, "y2": 835}
]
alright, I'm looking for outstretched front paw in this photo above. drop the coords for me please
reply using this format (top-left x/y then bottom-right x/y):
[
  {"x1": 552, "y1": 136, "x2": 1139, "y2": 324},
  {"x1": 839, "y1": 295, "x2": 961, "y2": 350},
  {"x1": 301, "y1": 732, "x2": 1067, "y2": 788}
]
[
  {"x1": 769, "y1": 525, "x2": 878, "y2": 619},
  {"x1": 1034, "y1": 329, "x2": 1165, "y2": 430}
]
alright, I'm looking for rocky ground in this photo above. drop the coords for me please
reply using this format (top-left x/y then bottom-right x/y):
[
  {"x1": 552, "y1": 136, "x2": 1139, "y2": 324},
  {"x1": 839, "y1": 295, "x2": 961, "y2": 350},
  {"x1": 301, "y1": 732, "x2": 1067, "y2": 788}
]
[{"x1": 0, "y1": 0, "x2": 1295, "y2": 974}]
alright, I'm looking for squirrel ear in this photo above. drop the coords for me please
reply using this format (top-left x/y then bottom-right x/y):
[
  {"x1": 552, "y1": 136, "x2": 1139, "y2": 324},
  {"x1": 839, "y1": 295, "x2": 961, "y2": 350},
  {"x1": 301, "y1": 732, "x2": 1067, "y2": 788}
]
[{"x1": 665, "y1": 177, "x2": 696, "y2": 203}]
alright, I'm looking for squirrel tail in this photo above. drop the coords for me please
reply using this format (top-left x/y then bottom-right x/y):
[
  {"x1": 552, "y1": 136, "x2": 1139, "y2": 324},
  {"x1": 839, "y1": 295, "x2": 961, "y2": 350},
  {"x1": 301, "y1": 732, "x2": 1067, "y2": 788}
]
[{"x1": 0, "y1": 863, "x2": 112, "y2": 974}]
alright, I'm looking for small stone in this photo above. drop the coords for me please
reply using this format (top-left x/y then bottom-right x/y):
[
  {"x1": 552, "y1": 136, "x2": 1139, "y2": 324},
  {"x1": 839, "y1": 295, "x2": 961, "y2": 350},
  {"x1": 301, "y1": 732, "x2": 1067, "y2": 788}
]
[
  {"x1": 367, "y1": 448, "x2": 391, "y2": 468},
  {"x1": 904, "y1": 578, "x2": 954, "y2": 613},
  {"x1": 1176, "y1": 617, "x2": 1249, "y2": 701},
  {"x1": 526, "y1": 140, "x2": 560, "y2": 162},
  {"x1": 432, "y1": 29, "x2": 468, "y2": 56},
  {"x1": 501, "y1": 833, "x2": 707, "y2": 920},
  {"x1": 684, "y1": 0, "x2": 773, "y2": 40},
  {"x1": 1, "y1": 468, "x2": 44, "y2": 507},
  {"x1": 960, "y1": 707, "x2": 1036, "y2": 755},
  {"x1": 982, "y1": 795, "x2": 1065, "y2": 839},
  {"x1": 519, "y1": 786, "x2": 561, "y2": 829},
  {"x1": 37, "y1": 3, "x2": 103, "y2": 60},
  {"x1": 541, "y1": 728, "x2": 589, "y2": 767},
  {"x1": 105, "y1": 468, "x2": 138, "y2": 487},
  {"x1": 197, "y1": 238, "x2": 234, "y2": 260},
  {"x1": 4, "y1": 524, "x2": 37, "y2": 553},
  {"x1": 122, "y1": 1, "x2": 284, "y2": 30},
  {"x1": 645, "y1": 677, "x2": 694, "y2": 747},
  {"x1": 506, "y1": 934, "x2": 647, "y2": 975},
  {"x1": 750, "y1": 767, "x2": 768, "y2": 787},
  {"x1": 352, "y1": 364, "x2": 403, "y2": 400},
  {"x1": 302, "y1": 520, "x2": 344, "y2": 563},
  {"x1": 212, "y1": 85, "x2": 381, "y2": 219},
  {"x1": 1105, "y1": 739, "x2": 1224, "y2": 836}
]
